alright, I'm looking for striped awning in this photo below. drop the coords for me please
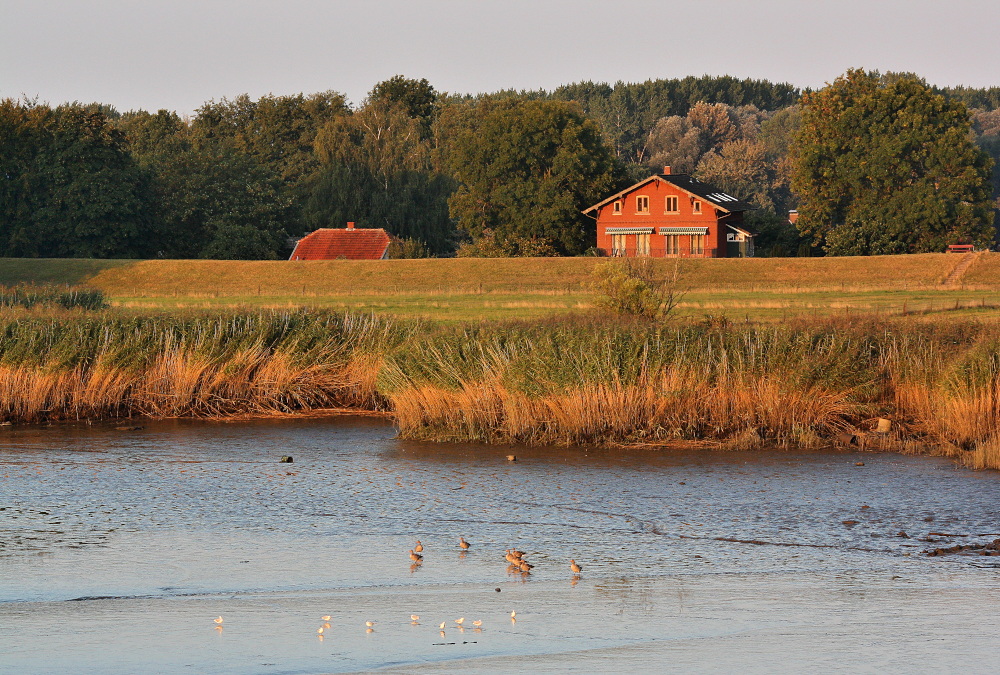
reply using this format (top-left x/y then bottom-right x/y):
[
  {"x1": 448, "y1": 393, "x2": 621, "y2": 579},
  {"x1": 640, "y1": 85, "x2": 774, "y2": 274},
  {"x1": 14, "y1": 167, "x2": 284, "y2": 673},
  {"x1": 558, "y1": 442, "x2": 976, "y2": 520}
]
[
  {"x1": 658, "y1": 227, "x2": 708, "y2": 235},
  {"x1": 605, "y1": 227, "x2": 654, "y2": 234}
]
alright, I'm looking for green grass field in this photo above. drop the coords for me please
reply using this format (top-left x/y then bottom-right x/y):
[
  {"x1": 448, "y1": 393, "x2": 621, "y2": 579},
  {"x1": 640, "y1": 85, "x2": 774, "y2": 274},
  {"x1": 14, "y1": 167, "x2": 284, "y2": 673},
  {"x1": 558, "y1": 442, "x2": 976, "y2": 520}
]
[{"x1": 2, "y1": 253, "x2": 998, "y2": 322}]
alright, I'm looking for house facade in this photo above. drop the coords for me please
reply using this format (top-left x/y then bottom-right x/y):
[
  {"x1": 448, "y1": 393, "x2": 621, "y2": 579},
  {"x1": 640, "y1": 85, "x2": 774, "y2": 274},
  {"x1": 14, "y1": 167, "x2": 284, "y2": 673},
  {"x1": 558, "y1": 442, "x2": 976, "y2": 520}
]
[
  {"x1": 289, "y1": 222, "x2": 391, "y2": 260},
  {"x1": 583, "y1": 168, "x2": 755, "y2": 258}
]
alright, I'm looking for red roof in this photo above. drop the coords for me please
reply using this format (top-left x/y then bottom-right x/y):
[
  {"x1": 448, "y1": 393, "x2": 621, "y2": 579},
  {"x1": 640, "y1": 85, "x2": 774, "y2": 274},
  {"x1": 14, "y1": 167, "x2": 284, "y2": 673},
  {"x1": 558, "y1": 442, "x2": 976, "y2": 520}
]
[{"x1": 289, "y1": 227, "x2": 391, "y2": 261}]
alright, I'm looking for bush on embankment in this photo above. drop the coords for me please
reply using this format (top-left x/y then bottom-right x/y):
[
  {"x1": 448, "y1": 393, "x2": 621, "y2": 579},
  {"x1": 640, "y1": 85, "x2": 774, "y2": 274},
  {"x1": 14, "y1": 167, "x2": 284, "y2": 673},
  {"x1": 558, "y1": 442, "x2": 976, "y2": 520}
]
[{"x1": 2, "y1": 309, "x2": 1000, "y2": 470}]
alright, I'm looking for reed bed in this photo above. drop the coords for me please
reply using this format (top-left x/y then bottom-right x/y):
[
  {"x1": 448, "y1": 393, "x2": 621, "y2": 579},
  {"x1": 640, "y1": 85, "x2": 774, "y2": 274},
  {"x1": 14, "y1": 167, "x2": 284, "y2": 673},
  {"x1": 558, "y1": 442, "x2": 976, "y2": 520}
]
[
  {"x1": 0, "y1": 310, "x2": 410, "y2": 422},
  {"x1": 4, "y1": 308, "x2": 1000, "y2": 470},
  {"x1": 0, "y1": 284, "x2": 106, "y2": 310},
  {"x1": 378, "y1": 316, "x2": 1000, "y2": 469}
]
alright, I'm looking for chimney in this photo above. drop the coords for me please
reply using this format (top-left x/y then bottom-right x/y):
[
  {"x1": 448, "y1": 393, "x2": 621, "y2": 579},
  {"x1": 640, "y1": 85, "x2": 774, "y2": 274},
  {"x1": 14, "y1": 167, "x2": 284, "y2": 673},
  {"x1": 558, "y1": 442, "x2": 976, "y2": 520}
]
[
  {"x1": 346, "y1": 221, "x2": 355, "y2": 230},
  {"x1": 663, "y1": 165, "x2": 671, "y2": 175}
]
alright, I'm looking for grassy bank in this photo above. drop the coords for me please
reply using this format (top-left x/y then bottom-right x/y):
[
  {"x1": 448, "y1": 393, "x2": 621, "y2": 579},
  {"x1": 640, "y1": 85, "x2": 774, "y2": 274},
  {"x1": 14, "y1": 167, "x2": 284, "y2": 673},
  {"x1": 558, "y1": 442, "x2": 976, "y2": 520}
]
[
  {"x1": 2, "y1": 308, "x2": 1000, "y2": 470},
  {"x1": 2, "y1": 253, "x2": 998, "y2": 322}
]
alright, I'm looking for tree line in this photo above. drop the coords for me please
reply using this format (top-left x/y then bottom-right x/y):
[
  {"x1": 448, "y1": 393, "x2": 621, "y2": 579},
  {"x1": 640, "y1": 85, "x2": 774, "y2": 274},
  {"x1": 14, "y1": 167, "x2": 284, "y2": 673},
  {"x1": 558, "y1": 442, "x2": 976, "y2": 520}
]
[{"x1": 1, "y1": 72, "x2": 998, "y2": 259}]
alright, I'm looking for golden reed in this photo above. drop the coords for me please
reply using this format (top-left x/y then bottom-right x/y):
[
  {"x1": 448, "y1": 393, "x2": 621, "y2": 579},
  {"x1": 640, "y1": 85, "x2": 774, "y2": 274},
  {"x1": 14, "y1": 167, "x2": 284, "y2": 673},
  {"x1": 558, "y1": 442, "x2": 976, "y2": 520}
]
[{"x1": 4, "y1": 311, "x2": 1000, "y2": 470}]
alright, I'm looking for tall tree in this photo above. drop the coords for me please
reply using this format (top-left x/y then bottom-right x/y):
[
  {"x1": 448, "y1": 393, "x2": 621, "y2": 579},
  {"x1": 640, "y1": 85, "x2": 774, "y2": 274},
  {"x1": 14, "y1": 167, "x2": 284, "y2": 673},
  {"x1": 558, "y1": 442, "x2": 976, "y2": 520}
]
[
  {"x1": 0, "y1": 101, "x2": 153, "y2": 258},
  {"x1": 307, "y1": 82, "x2": 455, "y2": 253},
  {"x1": 792, "y1": 69, "x2": 995, "y2": 255},
  {"x1": 445, "y1": 98, "x2": 621, "y2": 255}
]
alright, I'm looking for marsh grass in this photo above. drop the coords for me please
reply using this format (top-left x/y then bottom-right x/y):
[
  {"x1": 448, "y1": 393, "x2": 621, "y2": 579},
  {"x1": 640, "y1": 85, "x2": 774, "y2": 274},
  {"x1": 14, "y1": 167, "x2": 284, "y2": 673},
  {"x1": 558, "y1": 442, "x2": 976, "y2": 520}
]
[
  {"x1": 0, "y1": 284, "x2": 107, "y2": 310},
  {"x1": 0, "y1": 311, "x2": 409, "y2": 423},
  {"x1": 4, "y1": 308, "x2": 1000, "y2": 469}
]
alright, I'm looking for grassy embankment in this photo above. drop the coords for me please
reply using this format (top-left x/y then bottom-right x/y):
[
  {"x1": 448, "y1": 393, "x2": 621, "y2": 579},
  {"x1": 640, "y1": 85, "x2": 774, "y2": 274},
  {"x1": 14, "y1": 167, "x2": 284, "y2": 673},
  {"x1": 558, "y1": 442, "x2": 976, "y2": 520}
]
[
  {"x1": 3, "y1": 253, "x2": 999, "y2": 321},
  {"x1": 2, "y1": 307, "x2": 1000, "y2": 470}
]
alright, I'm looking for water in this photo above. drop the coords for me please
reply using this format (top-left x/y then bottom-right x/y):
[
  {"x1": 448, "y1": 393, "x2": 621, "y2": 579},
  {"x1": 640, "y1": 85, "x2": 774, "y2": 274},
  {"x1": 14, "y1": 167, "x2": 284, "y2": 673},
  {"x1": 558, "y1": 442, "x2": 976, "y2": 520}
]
[{"x1": 1, "y1": 416, "x2": 999, "y2": 673}]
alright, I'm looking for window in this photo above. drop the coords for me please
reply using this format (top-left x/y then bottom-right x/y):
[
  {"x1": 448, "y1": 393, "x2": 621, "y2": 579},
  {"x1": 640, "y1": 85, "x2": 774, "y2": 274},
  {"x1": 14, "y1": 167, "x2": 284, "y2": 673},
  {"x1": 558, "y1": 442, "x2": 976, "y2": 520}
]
[
  {"x1": 665, "y1": 235, "x2": 680, "y2": 255},
  {"x1": 637, "y1": 233, "x2": 650, "y2": 256},
  {"x1": 612, "y1": 200, "x2": 622, "y2": 215},
  {"x1": 636, "y1": 195, "x2": 649, "y2": 214},
  {"x1": 611, "y1": 234, "x2": 627, "y2": 256},
  {"x1": 692, "y1": 200, "x2": 702, "y2": 214},
  {"x1": 690, "y1": 234, "x2": 704, "y2": 255},
  {"x1": 665, "y1": 195, "x2": 679, "y2": 213}
]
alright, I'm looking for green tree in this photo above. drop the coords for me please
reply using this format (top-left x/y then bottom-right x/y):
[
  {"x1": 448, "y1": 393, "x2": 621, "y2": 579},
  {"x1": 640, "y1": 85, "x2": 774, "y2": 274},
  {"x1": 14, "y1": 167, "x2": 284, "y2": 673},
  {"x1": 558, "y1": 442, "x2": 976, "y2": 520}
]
[
  {"x1": 153, "y1": 144, "x2": 290, "y2": 259},
  {"x1": 0, "y1": 100, "x2": 153, "y2": 258},
  {"x1": 445, "y1": 98, "x2": 621, "y2": 255},
  {"x1": 308, "y1": 88, "x2": 456, "y2": 254},
  {"x1": 791, "y1": 69, "x2": 995, "y2": 254},
  {"x1": 367, "y1": 75, "x2": 438, "y2": 137}
]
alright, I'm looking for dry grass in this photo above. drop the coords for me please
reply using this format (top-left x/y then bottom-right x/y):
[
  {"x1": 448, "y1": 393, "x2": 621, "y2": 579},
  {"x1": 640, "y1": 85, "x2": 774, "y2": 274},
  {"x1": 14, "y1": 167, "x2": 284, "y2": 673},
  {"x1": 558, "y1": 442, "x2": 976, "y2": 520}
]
[{"x1": 3, "y1": 253, "x2": 985, "y2": 299}]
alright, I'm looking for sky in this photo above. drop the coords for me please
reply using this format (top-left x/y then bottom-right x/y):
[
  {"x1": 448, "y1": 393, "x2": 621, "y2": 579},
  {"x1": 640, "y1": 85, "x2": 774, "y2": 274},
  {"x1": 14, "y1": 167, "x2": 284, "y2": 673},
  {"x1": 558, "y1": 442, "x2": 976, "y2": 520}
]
[{"x1": 2, "y1": 0, "x2": 999, "y2": 115}]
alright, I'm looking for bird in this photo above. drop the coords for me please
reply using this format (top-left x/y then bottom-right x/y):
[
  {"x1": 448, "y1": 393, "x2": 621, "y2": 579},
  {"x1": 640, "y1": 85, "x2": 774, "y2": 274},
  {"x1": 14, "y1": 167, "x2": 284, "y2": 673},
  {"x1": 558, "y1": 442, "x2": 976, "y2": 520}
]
[
  {"x1": 510, "y1": 611, "x2": 516, "y2": 619},
  {"x1": 459, "y1": 536, "x2": 470, "y2": 550},
  {"x1": 455, "y1": 617, "x2": 465, "y2": 625},
  {"x1": 410, "y1": 614, "x2": 420, "y2": 622},
  {"x1": 414, "y1": 540, "x2": 423, "y2": 553},
  {"x1": 213, "y1": 616, "x2": 224, "y2": 625},
  {"x1": 519, "y1": 560, "x2": 533, "y2": 572},
  {"x1": 438, "y1": 621, "x2": 446, "y2": 629},
  {"x1": 570, "y1": 559, "x2": 582, "y2": 573},
  {"x1": 472, "y1": 620, "x2": 483, "y2": 627},
  {"x1": 510, "y1": 549, "x2": 525, "y2": 558},
  {"x1": 317, "y1": 627, "x2": 325, "y2": 635},
  {"x1": 409, "y1": 549, "x2": 423, "y2": 562},
  {"x1": 321, "y1": 615, "x2": 331, "y2": 621},
  {"x1": 505, "y1": 550, "x2": 521, "y2": 564},
  {"x1": 365, "y1": 621, "x2": 376, "y2": 628}
]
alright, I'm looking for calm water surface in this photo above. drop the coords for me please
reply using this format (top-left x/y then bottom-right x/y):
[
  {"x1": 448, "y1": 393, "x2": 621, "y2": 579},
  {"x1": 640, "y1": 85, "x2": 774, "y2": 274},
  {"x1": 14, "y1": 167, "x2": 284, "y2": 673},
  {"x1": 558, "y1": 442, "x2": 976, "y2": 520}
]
[{"x1": 1, "y1": 416, "x2": 999, "y2": 673}]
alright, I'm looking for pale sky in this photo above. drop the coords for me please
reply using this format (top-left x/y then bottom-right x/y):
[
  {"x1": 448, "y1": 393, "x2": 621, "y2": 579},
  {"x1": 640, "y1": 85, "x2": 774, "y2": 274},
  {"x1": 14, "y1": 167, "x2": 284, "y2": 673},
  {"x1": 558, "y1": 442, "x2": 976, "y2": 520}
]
[{"x1": 2, "y1": 0, "x2": 998, "y2": 115}]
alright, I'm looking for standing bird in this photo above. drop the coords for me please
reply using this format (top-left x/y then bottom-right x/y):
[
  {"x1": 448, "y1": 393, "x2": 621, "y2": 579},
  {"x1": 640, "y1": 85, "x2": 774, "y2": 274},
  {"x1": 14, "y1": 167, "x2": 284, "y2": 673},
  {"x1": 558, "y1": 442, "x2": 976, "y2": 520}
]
[
  {"x1": 213, "y1": 616, "x2": 224, "y2": 625},
  {"x1": 365, "y1": 621, "x2": 376, "y2": 628},
  {"x1": 519, "y1": 560, "x2": 533, "y2": 572},
  {"x1": 409, "y1": 549, "x2": 423, "y2": 562},
  {"x1": 321, "y1": 615, "x2": 331, "y2": 622},
  {"x1": 414, "y1": 540, "x2": 423, "y2": 553},
  {"x1": 459, "y1": 537, "x2": 470, "y2": 551},
  {"x1": 455, "y1": 617, "x2": 465, "y2": 626},
  {"x1": 570, "y1": 559, "x2": 582, "y2": 573}
]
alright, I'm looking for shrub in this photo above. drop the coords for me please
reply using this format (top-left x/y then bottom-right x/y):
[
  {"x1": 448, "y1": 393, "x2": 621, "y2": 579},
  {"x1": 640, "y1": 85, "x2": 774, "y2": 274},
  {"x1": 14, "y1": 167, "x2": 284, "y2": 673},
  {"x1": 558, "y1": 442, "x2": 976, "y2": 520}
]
[{"x1": 591, "y1": 258, "x2": 682, "y2": 319}]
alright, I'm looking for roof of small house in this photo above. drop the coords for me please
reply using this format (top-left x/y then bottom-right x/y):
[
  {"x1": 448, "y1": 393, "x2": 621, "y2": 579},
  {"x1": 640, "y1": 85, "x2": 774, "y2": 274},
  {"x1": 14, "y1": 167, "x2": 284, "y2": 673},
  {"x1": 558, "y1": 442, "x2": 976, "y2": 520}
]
[
  {"x1": 582, "y1": 173, "x2": 756, "y2": 215},
  {"x1": 289, "y1": 227, "x2": 391, "y2": 261}
]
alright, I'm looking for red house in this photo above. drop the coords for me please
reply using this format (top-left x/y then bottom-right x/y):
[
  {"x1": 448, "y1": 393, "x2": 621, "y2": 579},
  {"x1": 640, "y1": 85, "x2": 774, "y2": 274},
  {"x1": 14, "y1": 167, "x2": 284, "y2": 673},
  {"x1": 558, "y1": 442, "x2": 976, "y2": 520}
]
[
  {"x1": 289, "y1": 222, "x2": 391, "y2": 260},
  {"x1": 583, "y1": 167, "x2": 756, "y2": 258}
]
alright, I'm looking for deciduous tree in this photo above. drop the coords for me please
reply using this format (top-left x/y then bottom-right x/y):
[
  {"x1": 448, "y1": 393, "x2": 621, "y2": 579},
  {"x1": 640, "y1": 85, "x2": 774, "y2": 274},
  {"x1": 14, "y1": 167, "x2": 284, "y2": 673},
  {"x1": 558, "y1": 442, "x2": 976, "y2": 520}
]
[{"x1": 792, "y1": 69, "x2": 995, "y2": 255}]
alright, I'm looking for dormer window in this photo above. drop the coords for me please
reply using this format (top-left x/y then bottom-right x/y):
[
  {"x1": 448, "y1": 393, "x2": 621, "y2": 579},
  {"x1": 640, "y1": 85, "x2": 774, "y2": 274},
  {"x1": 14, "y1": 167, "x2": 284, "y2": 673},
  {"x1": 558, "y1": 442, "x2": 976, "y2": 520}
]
[
  {"x1": 692, "y1": 200, "x2": 702, "y2": 214},
  {"x1": 636, "y1": 195, "x2": 650, "y2": 214},
  {"x1": 665, "y1": 196, "x2": 679, "y2": 213},
  {"x1": 612, "y1": 200, "x2": 622, "y2": 215}
]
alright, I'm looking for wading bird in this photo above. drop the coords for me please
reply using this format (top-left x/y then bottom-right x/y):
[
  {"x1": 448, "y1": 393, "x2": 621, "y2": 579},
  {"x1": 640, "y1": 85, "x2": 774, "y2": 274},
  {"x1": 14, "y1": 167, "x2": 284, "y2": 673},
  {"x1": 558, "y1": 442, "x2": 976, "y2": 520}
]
[
  {"x1": 570, "y1": 559, "x2": 582, "y2": 573},
  {"x1": 213, "y1": 616, "x2": 224, "y2": 625},
  {"x1": 409, "y1": 549, "x2": 423, "y2": 562},
  {"x1": 459, "y1": 537, "x2": 470, "y2": 550},
  {"x1": 414, "y1": 541, "x2": 423, "y2": 553}
]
